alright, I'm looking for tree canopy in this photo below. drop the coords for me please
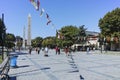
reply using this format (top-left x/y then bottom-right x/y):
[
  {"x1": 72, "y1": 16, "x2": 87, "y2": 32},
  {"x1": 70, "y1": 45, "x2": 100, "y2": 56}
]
[
  {"x1": 5, "y1": 33, "x2": 16, "y2": 48},
  {"x1": 15, "y1": 36, "x2": 23, "y2": 48},
  {"x1": 42, "y1": 37, "x2": 56, "y2": 48},
  {"x1": 32, "y1": 37, "x2": 43, "y2": 47},
  {"x1": 56, "y1": 25, "x2": 87, "y2": 47},
  {"x1": 99, "y1": 8, "x2": 120, "y2": 37}
]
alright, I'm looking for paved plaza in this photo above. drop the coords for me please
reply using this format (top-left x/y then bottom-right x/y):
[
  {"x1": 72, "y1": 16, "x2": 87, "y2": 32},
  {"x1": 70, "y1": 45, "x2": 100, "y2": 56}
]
[{"x1": 8, "y1": 50, "x2": 120, "y2": 80}]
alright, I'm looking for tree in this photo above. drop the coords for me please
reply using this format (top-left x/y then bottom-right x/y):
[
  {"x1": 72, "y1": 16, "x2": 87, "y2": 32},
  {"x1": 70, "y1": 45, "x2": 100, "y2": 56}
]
[
  {"x1": 31, "y1": 37, "x2": 43, "y2": 47},
  {"x1": 42, "y1": 37, "x2": 56, "y2": 48},
  {"x1": 15, "y1": 36, "x2": 23, "y2": 49},
  {"x1": 5, "y1": 33, "x2": 16, "y2": 49},
  {"x1": 77, "y1": 25, "x2": 87, "y2": 44},
  {"x1": 58, "y1": 25, "x2": 79, "y2": 47},
  {"x1": 56, "y1": 25, "x2": 87, "y2": 48},
  {"x1": 99, "y1": 8, "x2": 120, "y2": 50},
  {"x1": 99, "y1": 8, "x2": 120, "y2": 37}
]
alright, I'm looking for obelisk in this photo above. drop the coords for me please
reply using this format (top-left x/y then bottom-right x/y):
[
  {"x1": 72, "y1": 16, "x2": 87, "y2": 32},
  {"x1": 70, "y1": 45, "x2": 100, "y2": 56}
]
[
  {"x1": 27, "y1": 14, "x2": 31, "y2": 47},
  {"x1": 22, "y1": 26, "x2": 25, "y2": 49}
]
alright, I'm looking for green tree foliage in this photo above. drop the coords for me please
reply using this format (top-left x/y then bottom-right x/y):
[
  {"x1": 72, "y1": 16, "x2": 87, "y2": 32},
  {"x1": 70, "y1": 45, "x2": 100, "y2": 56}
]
[
  {"x1": 42, "y1": 37, "x2": 56, "y2": 48},
  {"x1": 31, "y1": 37, "x2": 43, "y2": 47},
  {"x1": 57, "y1": 25, "x2": 87, "y2": 47},
  {"x1": 5, "y1": 33, "x2": 16, "y2": 48},
  {"x1": 6, "y1": 33, "x2": 16, "y2": 41},
  {"x1": 78, "y1": 25, "x2": 86, "y2": 37},
  {"x1": 15, "y1": 36, "x2": 23, "y2": 48},
  {"x1": 60, "y1": 25, "x2": 79, "y2": 41},
  {"x1": 99, "y1": 8, "x2": 120, "y2": 37},
  {"x1": 77, "y1": 25, "x2": 87, "y2": 44}
]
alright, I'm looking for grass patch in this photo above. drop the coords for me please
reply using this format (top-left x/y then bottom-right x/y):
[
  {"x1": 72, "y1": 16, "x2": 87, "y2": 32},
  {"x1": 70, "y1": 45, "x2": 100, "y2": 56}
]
[
  {"x1": 95, "y1": 50, "x2": 120, "y2": 56},
  {"x1": 0, "y1": 55, "x2": 3, "y2": 63},
  {"x1": 104, "y1": 51, "x2": 120, "y2": 56}
]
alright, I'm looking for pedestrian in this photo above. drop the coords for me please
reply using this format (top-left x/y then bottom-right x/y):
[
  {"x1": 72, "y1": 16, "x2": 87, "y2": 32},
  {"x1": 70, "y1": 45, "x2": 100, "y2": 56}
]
[
  {"x1": 18, "y1": 47, "x2": 20, "y2": 52},
  {"x1": 37, "y1": 47, "x2": 40, "y2": 54},
  {"x1": 87, "y1": 47, "x2": 89, "y2": 54},
  {"x1": 65, "y1": 46, "x2": 68, "y2": 56},
  {"x1": 44, "y1": 46, "x2": 48, "y2": 56},
  {"x1": 55, "y1": 46, "x2": 58, "y2": 55},
  {"x1": 29, "y1": 47, "x2": 32, "y2": 54},
  {"x1": 58, "y1": 47, "x2": 60, "y2": 55},
  {"x1": 35, "y1": 47, "x2": 38, "y2": 53},
  {"x1": 12, "y1": 47, "x2": 16, "y2": 52},
  {"x1": 69, "y1": 46, "x2": 72, "y2": 53},
  {"x1": 68, "y1": 46, "x2": 72, "y2": 56}
]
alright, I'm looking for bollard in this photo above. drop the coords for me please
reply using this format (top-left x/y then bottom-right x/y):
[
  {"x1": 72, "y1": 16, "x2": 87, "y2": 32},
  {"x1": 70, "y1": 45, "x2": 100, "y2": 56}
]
[{"x1": 10, "y1": 55, "x2": 18, "y2": 68}]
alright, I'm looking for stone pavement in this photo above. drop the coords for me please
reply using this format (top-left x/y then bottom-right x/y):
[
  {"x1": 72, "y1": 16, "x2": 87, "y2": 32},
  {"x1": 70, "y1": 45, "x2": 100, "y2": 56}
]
[{"x1": 8, "y1": 50, "x2": 120, "y2": 80}]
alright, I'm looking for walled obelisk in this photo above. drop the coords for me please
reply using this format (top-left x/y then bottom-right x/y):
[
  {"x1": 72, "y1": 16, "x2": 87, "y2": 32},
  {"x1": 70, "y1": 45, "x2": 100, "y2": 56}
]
[
  {"x1": 27, "y1": 14, "x2": 31, "y2": 47},
  {"x1": 22, "y1": 26, "x2": 25, "y2": 49}
]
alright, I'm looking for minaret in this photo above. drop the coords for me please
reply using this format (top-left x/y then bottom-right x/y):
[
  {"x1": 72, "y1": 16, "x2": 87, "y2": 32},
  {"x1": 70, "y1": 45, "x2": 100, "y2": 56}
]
[
  {"x1": 27, "y1": 14, "x2": 31, "y2": 47},
  {"x1": 22, "y1": 26, "x2": 26, "y2": 49}
]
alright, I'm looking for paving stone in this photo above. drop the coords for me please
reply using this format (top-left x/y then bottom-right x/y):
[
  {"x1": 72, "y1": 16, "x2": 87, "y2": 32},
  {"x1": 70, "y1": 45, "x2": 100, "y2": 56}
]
[{"x1": 8, "y1": 50, "x2": 120, "y2": 80}]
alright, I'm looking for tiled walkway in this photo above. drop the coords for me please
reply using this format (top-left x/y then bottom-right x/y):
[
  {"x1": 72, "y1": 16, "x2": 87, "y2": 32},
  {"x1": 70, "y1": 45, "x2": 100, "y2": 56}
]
[{"x1": 8, "y1": 50, "x2": 120, "y2": 80}]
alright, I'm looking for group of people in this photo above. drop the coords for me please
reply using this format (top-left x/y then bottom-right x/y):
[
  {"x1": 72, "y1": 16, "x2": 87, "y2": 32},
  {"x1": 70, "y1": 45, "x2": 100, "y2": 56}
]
[
  {"x1": 64, "y1": 46, "x2": 72, "y2": 56},
  {"x1": 44, "y1": 46, "x2": 49, "y2": 56},
  {"x1": 55, "y1": 46, "x2": 60, "y2": 55},
  {"x1": 55, "y1": 46, "x2": 72, "y2": 56},
  {"x1": 28, "y1": 45, "x2": 74, "y2": 56},
  {"x1": 28, "y1": 47, "x2": 32, "y2": 54},
  {"x1": 28, "y1": 46, "x2": 49, "y2": 56},
  {"x1": 35, "y1": 47, "x2": 40, "y2": 54}
]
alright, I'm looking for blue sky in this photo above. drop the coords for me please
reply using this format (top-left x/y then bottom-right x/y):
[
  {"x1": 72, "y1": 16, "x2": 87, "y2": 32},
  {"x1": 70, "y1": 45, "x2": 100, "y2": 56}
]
[{"x1": 0, "y1": 0, "x2": 120, "y2": 39}]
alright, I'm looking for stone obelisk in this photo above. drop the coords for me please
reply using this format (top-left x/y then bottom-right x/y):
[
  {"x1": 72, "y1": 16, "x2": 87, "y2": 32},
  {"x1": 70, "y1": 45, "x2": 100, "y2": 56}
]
[
  {"x1": 22, "y1": 26, "x2": 25, "y2": 49},
  {"x1": 27, "y1": 14, "x2": 31, "y2": 47}
]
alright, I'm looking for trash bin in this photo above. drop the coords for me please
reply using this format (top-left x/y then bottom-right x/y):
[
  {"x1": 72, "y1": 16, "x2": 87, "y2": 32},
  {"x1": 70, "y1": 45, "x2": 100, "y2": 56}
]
[{"x1": 10, "y1": 55, "x2": 18, "y2": 68}]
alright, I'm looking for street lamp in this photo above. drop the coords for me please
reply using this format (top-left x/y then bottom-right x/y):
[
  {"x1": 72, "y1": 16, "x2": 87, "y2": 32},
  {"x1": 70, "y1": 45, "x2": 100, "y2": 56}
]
[
  {"x1": 1, "y1": 27, "x2": 6, "y2": 60},
  {"x1": 1, "y1": 13, "x2": 7, "y2": 60},
  {"x1": 98, "y1": 37, "x2": 104, "y2": 53}
]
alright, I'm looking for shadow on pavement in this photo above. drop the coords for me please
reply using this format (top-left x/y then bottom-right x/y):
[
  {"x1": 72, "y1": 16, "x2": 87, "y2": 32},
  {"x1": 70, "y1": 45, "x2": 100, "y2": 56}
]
[
  {"x1": 10, "y1": 76, "x2": 16, "y2": 80},
  {"x1": 9, "y1": 52, "x2": 28, "y2": 56},
  {"x1": 40, "y1": 67, "x2": 51, "y2": 70},
  {"x1": 17, "y1": 65, "x2": 30, "y2": 68},
  {"x1": 68, "y1": 70, "x2": 79, "y2": 73}
]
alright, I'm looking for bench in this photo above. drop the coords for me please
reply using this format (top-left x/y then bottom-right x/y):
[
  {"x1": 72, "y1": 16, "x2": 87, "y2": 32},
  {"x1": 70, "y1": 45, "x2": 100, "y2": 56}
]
[{"x1": 0, "y1": 57, "x2": 10, "y2": 80}]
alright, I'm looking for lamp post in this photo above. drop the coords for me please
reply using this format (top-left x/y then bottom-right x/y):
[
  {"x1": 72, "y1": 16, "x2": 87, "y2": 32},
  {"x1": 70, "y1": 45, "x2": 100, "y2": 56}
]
[
  {"x1": 1, "y1": 13, "x2": 6, "y2": 60},
  {"x1": 99, "y1": 37, "x2": 103, "y2": 53}
]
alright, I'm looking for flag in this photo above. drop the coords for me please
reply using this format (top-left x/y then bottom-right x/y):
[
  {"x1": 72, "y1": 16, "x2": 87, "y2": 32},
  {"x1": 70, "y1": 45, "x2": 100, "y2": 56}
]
[
  {"x1": 46, "y1": 20, "x2": 52, "y2": 25},
  {"x1": 37, "y1": 0, "x2": 40, "y2": 10},
  {"x1": 31, "y1": 1, "x2": 37, "y2": 10},
  {"x1": 30, "y1": 0, "x2": 39, "y2": 11},
  {"x1": 56, "y1": 30, "x2": 62, "y2": 39},
  {"x1": 40, "y1": 8, "x2": 45, "y2": 17},
  {"x1": 46, "y1": 13, "x2": 52, "y2": 25},
  {"x1": 30, "y1": 0, "x2": 34, "y2": 2},
  {"x1": 46, "y1": 13, "x2": 50, "y2": 20}
]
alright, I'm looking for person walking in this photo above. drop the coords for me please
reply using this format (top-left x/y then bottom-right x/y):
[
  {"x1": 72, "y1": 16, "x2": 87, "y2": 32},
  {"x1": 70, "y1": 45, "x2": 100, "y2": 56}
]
[
  {"x1": 55, "y1": 46, "x2": 58, "y2": 55},
  {"x1": 37, "y1": 47, "x2": 40, "y2": 54},
  {"x1": 35, "y1": 47, "x2": 38, "y2": 53},
  {"x1": 58, "y1": 47, "x2": 60, "y2": 55},
  {"x1": 65, "y1": 46, "x2": 69, "y2": 56},
  {"x1": 29, "y1": 47, "x2": 32, "y2": 55},
  {"x1": 44, "y1": 46, "x2": 48, "y2": 56},
  {"x1": 18, "y1": 47, "x2": 20, "y2": 52},
  {"x1": 87, "y1": 47, "x2": 90, "y2": 54}
]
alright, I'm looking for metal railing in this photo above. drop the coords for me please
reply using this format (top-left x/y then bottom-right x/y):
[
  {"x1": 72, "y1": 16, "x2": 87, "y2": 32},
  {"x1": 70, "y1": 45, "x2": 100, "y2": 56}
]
[{"x1": 0, "y1": 56, "x2": 10, "y2": 80}]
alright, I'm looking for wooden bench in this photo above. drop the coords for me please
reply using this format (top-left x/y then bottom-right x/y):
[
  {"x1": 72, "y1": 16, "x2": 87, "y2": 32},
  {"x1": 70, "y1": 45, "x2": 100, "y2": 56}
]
[{"x1": 0, "y1": 57, "x2": 10, "y2": 80}]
